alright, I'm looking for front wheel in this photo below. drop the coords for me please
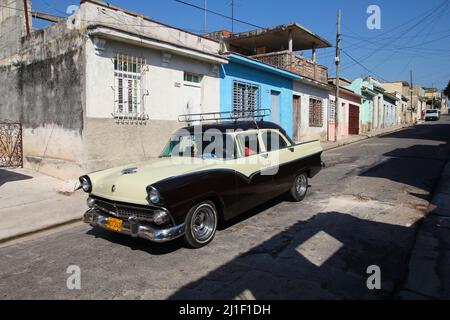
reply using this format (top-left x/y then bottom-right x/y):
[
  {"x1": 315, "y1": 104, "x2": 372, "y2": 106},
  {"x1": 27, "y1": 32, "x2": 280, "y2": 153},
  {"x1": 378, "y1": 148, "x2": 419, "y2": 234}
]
[
  {"x1": 184, "y1": 201, "x2": 218, "y2": 248},
  {"x1": 289, "y1": 172, "x2": 309, "y2": 202}
]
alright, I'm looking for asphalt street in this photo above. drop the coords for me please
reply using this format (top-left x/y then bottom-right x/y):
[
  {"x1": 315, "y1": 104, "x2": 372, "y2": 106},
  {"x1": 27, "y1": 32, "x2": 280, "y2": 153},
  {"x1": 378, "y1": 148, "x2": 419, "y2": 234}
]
[{"x1": 1, "y1": 116, "x2": 449, "y2": 299}]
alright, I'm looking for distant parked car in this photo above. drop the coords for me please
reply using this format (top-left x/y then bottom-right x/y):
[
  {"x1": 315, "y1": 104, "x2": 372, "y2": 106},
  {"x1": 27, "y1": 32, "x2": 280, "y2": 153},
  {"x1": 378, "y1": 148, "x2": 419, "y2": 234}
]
[
  {"x1": 425, "y1": 109, "x2": 439, "y2": 121},
  {"x1": 79, "y1": 112, "x2": 324, "y2": 248}
]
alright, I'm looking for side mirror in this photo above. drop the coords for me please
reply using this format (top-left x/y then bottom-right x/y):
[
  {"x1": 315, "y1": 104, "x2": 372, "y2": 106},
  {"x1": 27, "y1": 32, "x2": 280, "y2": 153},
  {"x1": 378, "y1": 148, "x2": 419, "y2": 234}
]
[{"x1": 288, "y1": 147, "x2": 295, "y2": 152}]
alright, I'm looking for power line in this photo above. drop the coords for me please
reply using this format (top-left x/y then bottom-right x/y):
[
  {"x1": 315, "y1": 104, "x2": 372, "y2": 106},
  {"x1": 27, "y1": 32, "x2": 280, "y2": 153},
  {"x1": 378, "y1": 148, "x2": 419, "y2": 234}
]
[
  {"x1": 340, "y1": 49, "x2": 388, "y2": 82},
  {"x1": 341, "y1": 0, "x2": 449, "y2": 48},
  {"x1": 339, "y1": 0, "x2": 449, "y2": 72},
  {"x1": 174, "y1": 0, "x2": 263, "y2": 30}
]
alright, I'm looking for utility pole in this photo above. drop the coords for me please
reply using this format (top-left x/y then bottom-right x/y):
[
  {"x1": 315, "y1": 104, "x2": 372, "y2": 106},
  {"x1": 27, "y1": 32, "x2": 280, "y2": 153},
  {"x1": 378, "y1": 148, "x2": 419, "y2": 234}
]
[
  {"x1": 334, "y1": 10, "x2": 341, "y2": 142},
  {"x1": 231, "y1": 0, "x2": 235, "y2": 32},
  {"x1": 203, "y1": 0, "x2": 207, "y2": 34},
  {"x1": 23, "y1": 0, "x2": 30, "y2": 36},
  {"x1": 410, "y1": 70, "x2": 414, "y2": 122}
]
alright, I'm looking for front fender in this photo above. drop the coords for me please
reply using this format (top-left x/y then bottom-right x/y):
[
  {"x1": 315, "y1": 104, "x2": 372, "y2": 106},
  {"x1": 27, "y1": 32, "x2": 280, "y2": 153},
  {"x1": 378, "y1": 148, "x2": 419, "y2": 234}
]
[{"x1": 152, "y1": 169, "x2": 237, "y2": 224}]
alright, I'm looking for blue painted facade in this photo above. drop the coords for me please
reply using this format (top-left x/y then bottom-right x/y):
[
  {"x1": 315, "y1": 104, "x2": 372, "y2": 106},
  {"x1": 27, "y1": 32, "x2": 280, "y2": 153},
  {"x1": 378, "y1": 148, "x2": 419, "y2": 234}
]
[{"x1": 220, "y1": 54, "x2": 300, "y2": 138}]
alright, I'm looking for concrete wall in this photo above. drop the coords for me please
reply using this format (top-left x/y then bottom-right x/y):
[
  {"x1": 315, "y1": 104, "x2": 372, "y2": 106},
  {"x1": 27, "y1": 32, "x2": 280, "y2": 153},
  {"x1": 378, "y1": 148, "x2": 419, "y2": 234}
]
[
  {"x1": 85, "y1": 38, "x2": 220, "y2": 119},
  {"x1": 83, "y1": 37, "x2": 221, "y2": 171},
  {"x1": 0, "y1": 1, "x2": 225, "y2": 181},
  {"x1": 82, "y1": 118, "x2": 181, "y2": 172},
  {"x1": 0, "y1": 0, "x2": 31, "y2": 59},
  {"x1": 220, "y1": 57, "x2": 295, "y2": 137},
  {"x1": 0, "y1": 21, "x2": 85, "y2": 180},
  {"x1": 383, "y1": 99, "x2": 397, "y2": 127},
  {"x1": 293, "y1": 81, "x2": 329, "y2": 142},
  {"x1": 372, "y1": 93, "x2": 384, "y2": 129},
  {"x1": 79, "y1": 1, "x2": 220, "y2": 57}
]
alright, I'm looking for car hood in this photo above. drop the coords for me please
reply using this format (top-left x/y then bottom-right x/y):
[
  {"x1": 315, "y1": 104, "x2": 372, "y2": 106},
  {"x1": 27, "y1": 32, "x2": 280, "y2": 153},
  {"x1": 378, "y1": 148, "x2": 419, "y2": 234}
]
[{"x1": 88, "y1": 157, "x2": 216, "y2": 205}]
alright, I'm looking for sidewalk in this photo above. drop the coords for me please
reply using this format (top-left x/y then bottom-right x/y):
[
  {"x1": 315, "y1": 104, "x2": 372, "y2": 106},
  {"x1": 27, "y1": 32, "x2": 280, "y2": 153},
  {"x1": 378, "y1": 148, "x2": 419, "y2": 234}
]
[
  {"x1": 321, "y1": 123, "x2": 414, "y2": 151},
  {"x1": 0, "y1": 168, "x2": 85, "y2": 243},
  {"x1": 399, "y1": 152, "x2": 450, "y2": 299}
]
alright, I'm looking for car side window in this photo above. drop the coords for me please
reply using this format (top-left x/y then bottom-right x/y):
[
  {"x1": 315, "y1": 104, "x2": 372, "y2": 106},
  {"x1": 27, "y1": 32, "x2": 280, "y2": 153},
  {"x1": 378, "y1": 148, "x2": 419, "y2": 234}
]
[
  {"x1": 261, "y1": 130, "x2": 289, "y2": 152},
  {"x1": 236, "y1": 132, "x2": 260, "y2": 157}
]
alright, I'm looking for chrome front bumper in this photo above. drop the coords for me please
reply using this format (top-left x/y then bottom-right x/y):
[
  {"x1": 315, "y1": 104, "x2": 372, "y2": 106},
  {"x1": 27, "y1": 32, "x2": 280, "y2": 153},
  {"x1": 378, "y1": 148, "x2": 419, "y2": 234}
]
[{"x1": 83, "y1": 209, "x2": 185, "y2": 243}]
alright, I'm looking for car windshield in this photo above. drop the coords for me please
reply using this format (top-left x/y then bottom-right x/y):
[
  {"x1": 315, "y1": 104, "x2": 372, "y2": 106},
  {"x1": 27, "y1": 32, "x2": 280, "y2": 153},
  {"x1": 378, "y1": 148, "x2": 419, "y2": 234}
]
[
  {"x1": 160, "y1": 130, "x2": 236, "y2": 159},
  {"x1": 426, "y1": 110, "x2": 437, "y2": 114}
]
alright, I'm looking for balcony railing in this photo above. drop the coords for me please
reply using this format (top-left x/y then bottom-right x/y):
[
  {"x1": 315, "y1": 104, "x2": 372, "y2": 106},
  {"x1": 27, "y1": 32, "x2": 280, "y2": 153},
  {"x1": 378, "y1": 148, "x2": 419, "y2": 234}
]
[{"x1": 250, "y1": 50, "x2": 328, "y2": 83}]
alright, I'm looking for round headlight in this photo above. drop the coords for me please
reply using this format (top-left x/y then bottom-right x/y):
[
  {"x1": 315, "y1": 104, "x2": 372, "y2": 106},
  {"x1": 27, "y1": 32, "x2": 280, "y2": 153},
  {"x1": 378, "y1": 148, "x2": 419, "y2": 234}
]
[
  {"x1": 86, "y1": 197, "x2": 96, "y2": 208},
  {"x1": 79, "y1": 176, "x2": 91, "y2": 193},
  {"x1": 149, "y1": 188, "x2": 160, "y2": 204},
  {"x1": 153, "y1": 210, "x2": 170, "y2": 225}
]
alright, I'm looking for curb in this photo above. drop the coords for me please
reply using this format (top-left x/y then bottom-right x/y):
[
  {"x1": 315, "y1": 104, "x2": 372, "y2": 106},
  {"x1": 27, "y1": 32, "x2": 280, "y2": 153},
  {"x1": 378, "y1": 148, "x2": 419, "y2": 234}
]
[
  {"x1": 0, "y1": 217, "x2": 82, "y2": 245},
  {"x1": 398, "y1": 145, "x2": 450, "y2": 299},
  {"x1": 322, "y1": 123, "x2": 415, "y2": 152}
]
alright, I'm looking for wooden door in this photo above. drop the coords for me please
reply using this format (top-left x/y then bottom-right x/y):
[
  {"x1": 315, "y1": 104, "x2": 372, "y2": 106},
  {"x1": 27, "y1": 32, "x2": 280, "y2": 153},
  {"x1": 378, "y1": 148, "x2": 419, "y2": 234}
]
[{"x1": 348, "y1": 104, "x2": 360, "y2": 135}]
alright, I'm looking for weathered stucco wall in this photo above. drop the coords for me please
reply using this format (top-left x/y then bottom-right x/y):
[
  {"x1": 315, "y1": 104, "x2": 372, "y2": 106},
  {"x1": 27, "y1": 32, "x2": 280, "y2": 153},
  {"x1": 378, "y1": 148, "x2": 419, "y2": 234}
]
[
  {"x1": 0, "y1": 21, "x2": 85, "y2": 180},
  {"x1": 84, "y1": 38, "x2": 221, "y2": 119},
  {"x1": 0, "y1": 0, "x2": 31, "y2": 59},
  {"x1": 1, "y1": 0, "x2": 225, "y2": 181},
  {"x1": 78, "y1": 1, "x2": 221, "y2": 57},
  {"x1": 293, "y1": 81, "x2": 329, "y2": 142},
  {"x1": 328, "y1": 91, "x2": 362, "y2": 140},
  {"x1": 82, "y1": 36, "x2": 221, "y2": 172},
  {"x1": 83, "y1": 118, "x2": 182, "y2": 172}
]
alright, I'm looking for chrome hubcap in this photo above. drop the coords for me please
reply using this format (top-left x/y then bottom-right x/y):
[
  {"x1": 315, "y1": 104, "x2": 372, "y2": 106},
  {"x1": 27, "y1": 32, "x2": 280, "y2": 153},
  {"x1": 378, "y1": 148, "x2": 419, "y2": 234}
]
[
  {"x1": 295, "y1": 174, "x2": 308, "y2": 196},
  {"x1": 191, "y1": 204, "x2": 216, "y2": 243}
]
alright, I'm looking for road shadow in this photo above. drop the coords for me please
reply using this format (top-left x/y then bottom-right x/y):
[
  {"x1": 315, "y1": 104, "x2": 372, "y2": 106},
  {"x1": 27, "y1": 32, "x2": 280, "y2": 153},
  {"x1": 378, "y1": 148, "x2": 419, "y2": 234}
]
[
  {"x1": 219, "y1": 194, "x2": 287, "y2": 230},
  {"x1": 380, "y1": 115, "x2": 450, "y2": 142},
  {"x1": 0, "y1": 168, "x2": 32, "y2": 187},
  {"x1": 359, "y1": 144, "x2": 449, "y2": 191},
  {"x1": 85, "y1": 194, "x2": 289, "y2": 254},
  {"x1": 168, "y1": 211, "x2": 420, "y2": 299},
  {"x1": 85, "y1": 227, "x2": 184, "y2": 255}
]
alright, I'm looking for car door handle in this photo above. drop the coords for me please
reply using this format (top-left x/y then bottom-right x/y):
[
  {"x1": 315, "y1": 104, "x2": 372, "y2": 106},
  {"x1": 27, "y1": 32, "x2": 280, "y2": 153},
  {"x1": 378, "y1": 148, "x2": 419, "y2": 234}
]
[
  {"x1": 260, "y1": 153, "x2": 269, "y2": 158},
  {"x1": 288, "y1": 147, "x2": 295, "y2": 152}
]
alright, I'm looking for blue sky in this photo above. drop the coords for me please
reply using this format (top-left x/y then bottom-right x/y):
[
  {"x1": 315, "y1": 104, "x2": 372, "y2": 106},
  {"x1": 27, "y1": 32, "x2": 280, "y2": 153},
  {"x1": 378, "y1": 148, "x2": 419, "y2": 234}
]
[{"x1": 32, "y1": 0, "x2": 450, "y2": 90}]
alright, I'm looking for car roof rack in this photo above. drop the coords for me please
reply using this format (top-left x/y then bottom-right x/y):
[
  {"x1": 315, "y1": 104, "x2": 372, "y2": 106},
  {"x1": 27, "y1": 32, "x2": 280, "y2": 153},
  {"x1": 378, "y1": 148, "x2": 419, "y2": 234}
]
[{"x1": 178, "y1": 109, "x2": 271, "y2": 124}]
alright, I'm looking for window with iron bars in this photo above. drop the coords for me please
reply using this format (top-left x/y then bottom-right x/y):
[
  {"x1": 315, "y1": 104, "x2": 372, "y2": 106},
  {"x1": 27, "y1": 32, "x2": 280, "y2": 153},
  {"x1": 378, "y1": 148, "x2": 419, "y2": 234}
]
[
  {"x1": 309, "y1": 98, "x2": 323, "y2": 127},
  {"x1": 328, "y1": 99, "x2": 336, "y2": 123},
  {"x1": 114, "y1": 54, "x2": 147, "y2": 119},
  {"x1": 232, "y1": 81, "x2": 261, "y2": 118}
]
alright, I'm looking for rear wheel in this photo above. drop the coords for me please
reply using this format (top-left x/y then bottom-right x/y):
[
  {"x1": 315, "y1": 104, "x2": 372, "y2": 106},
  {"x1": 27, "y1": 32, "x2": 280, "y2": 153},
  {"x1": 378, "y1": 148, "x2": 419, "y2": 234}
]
[
  {"x1": 184, "y1": 201, "x2": 218, "y2": 248},
  {"x1": 289, "y1": 172, "x2": 308, "y2": 202}
]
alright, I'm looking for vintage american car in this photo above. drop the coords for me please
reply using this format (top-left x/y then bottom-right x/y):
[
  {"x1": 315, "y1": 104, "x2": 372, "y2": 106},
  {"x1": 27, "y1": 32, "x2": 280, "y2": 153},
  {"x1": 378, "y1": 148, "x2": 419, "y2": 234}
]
[{"x1": 80, "y1": 119, "x2": 324, "y2": 248}]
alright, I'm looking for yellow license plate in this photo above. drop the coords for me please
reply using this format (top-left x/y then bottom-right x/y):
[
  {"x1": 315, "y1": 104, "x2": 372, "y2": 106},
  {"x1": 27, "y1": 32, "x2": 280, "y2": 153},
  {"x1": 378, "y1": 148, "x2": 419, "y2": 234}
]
[{"x1": 106, "y1": 217, "x2": 123, "y2": 232}]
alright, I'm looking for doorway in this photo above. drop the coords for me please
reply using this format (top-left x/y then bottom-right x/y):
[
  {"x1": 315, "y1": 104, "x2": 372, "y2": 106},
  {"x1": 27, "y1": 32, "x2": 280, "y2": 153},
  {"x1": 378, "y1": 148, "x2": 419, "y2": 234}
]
[
  {"x1": 292, "y1": 95, "x2": 301, "y2": 141},
  {"x1": 270, "y1": 90, "x2": 280, "y2": 125},
  {"x1": 348, "y1": 104, "x2": 360, "y2": 135}
]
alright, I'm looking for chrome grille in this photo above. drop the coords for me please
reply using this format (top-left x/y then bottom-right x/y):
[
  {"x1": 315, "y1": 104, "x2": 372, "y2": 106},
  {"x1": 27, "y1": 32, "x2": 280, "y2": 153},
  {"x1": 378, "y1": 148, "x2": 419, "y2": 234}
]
[{"x1": 93, "y1": 198, "x2": 154, "y2": 222}]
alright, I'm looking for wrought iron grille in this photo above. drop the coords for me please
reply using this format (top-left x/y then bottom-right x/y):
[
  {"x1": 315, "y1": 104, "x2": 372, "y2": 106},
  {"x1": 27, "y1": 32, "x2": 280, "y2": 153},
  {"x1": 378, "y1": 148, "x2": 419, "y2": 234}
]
[
  {"x1": 0, "y1": 120, "x2": 23, "y2": 167},
  {"x1": 113, "y1": 54, "x2": 148, "y2": 121},
  {"x1": 232, "y1": 80, "x2": 261, "y2": 118},
  {"x1": 309, "y1": 98, "x2": 323, "y2": 127}
]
